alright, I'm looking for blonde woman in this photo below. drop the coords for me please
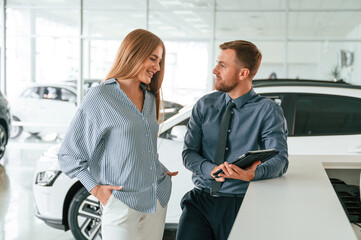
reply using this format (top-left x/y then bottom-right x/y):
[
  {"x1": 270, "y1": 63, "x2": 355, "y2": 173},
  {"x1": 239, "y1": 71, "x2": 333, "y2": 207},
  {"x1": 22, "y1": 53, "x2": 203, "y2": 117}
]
[{"x1": 58, "y1": 29, "x2": 178, "y2": 240}]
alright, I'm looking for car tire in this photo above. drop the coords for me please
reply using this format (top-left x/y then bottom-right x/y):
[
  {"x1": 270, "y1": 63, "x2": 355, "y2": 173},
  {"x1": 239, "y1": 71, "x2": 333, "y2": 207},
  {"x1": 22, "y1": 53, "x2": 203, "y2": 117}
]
[
  {"x1": 10, "y1": 116, "x2": 23, "y2": 139},
  {"x1": 0, "y1": 124, "x2": 7, "y2": 159},
  {"x1": 68, "y1": 187, "x2": 102, "y2": 240}
]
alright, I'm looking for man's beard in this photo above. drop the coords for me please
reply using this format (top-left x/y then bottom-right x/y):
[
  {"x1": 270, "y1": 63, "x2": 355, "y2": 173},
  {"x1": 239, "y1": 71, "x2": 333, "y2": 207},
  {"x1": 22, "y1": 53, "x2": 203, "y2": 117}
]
[{"x1": 214, "y1": 78, "x2": 237, "y2": 92}]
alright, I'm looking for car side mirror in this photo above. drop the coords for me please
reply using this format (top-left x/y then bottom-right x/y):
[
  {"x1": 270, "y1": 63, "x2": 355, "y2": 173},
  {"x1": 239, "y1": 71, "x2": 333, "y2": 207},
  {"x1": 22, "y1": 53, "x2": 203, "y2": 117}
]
[{"x1": 169, "y1": 125, "x2": 187, "y2": 142}]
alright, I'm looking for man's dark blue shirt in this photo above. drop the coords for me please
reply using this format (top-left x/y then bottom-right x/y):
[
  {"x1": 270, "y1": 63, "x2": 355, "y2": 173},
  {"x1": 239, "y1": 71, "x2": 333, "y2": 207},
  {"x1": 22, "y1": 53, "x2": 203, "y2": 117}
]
[{"x1": 182, "y1": 88, "x2": 289, "y2": 194}]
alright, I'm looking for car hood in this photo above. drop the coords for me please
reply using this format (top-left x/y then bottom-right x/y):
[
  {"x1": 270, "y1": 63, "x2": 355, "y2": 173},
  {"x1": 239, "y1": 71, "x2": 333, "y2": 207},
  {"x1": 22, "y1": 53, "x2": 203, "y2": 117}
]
[{"x1": 36, "y1": 144, "x2": 61, "y2": 172}]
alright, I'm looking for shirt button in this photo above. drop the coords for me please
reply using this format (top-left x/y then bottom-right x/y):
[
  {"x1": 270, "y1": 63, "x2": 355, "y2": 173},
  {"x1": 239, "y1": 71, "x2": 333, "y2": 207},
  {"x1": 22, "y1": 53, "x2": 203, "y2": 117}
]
[
  {"x1": 231, "y1": 111, "x2": 234, "y2": 114},
  {"x1": 225, "y1": 147, "x2": 229, "y2": 151},
  {"x1": 228, "y1": 129, "x2": 231, "y2": 133}
]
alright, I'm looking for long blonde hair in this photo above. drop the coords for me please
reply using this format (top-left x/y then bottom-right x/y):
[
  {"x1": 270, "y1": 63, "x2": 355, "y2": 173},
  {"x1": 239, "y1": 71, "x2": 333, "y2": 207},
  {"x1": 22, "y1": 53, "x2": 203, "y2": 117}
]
[{"x1": 105, "y1": 29, "x2": 165, "y2": 120}]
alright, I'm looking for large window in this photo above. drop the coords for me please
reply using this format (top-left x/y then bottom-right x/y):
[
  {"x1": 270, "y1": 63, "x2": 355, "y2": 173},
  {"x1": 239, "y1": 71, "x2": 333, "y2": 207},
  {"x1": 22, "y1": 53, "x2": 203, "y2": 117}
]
[
  {"x1": 2, "y1": 0, "x2": 361, "y2": 140},
  {"x1": 4, "y1": 0, "x2": 361, "y2": 98}
]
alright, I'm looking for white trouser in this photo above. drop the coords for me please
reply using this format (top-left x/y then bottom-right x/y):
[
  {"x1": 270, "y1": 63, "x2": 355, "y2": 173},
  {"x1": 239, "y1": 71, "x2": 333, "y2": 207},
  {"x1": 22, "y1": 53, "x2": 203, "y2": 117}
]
[{"x1": 101, "y1": 195, "x2": 167, "y2": 240}]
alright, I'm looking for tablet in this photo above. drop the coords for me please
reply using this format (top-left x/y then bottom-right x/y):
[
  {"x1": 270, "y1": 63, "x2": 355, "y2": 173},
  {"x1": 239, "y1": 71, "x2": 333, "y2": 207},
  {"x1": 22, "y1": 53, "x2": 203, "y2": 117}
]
[{"x1": 213, "y1": 149, "x2": 279, "y2": 178}]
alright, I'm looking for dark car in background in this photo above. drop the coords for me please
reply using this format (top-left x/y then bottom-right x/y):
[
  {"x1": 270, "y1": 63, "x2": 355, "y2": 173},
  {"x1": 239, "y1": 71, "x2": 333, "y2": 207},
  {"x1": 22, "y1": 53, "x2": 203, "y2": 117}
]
[{"x1": 0, "y1": 90, "x2": 11, "y2": 159}]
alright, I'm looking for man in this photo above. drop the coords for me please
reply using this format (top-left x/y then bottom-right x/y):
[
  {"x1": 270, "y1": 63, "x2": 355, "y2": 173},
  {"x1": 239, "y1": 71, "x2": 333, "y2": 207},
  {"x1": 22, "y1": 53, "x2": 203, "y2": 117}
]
[{"x1": 176, "y1": 40, "x2": 289, "y2": 240}]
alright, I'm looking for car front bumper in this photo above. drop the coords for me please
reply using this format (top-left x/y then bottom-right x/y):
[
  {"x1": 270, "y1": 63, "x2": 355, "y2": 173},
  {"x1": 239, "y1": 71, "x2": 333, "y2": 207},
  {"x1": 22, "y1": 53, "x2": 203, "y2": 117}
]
[{"x1": 34, "y1": 205, "x2": 65, "y2": 230}]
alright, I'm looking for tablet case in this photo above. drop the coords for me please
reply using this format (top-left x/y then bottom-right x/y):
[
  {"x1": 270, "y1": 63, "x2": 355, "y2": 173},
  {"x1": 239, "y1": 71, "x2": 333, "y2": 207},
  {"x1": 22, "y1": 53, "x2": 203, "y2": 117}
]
[{"x1": 213, "y1": 149, "x2": 279, "y2": 177}]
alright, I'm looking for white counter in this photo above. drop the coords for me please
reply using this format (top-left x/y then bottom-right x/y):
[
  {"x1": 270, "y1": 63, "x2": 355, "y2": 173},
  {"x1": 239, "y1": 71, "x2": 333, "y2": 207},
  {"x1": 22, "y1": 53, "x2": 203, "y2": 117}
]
[{"x1": 228, "y1": 155, "x2": 361, "y2": 240}]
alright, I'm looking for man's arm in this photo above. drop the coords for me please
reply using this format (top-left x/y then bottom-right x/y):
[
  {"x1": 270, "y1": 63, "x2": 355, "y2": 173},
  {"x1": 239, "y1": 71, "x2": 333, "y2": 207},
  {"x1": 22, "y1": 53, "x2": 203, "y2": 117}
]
[
  {"x1": 182, "y1": 101, "x2": 217, "y2": 180},
  {"x1": 253, "y1": 102, "x2": 289, "y2": 180}
]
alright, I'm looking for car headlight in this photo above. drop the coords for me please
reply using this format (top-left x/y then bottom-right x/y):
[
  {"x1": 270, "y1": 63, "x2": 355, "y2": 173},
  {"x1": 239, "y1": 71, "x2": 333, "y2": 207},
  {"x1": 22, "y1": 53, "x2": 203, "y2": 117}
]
[{"x1": 35, "y1": 170, "x2": 61, "y2": 186}]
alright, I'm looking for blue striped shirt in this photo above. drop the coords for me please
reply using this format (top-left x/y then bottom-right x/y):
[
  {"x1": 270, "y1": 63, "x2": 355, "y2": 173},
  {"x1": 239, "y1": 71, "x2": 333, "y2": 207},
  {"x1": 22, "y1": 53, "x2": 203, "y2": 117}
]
[{"x1": 58, "y1": 78, "x2": 172, "y2": 213}]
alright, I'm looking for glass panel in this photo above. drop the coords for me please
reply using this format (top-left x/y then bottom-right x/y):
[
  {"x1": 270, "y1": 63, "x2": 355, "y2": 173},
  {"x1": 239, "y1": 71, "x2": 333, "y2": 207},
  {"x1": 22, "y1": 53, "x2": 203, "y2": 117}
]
[
  {"x1": 294, "y1": 94, "x2": 361, "y2": 135},
  {"x1": 149, "y1": 10, "x2": 212, "y2": 39},
  {"x1": 35, "y1": 10, "x2": 79, "y2": 37},
  {"x1": 83, "y1": 40, "x2": 121, "y2": 80},
  {"x1": 6, "y1": 36, "x2": 31, "y2": 99},
  {"x1": 214, "y1": 40, "x2": 286, "y2": 79},
  {"x1": 216, "y1": 0, "x2": 285, "y2": 10},
  {"x1": 289, "y1": 0, "x2": 361, "y2": 10},
  {"x1": 6, "y1": 9, "x2": 32, "y2": 36},
  {"x1": 36, "y1": 37, "x2": 79, "y2": 83},
  {"x1": 43, "y1": 87, "x2": 58, "y2": 100},
  {"x1": 162, "y1": 41, "x2": 210, "y2": 105},
  {"x1": 288, "y1": 12, "x2": 361, "y2": 39},
  {"x1": 84, "y1": 0, "x2": 145, "y2": 9},
  {"x1": 7, "y1": 9, "x2": 79, "y2": 37},
  {"x1": 253, "y1": 41, "x2": 285, "y2": 79},
  {"x1": 287, "y1": 41, "x2": 361, "y2": 83},
  {"x1": 150, "y1": 0, "x2": 212, "y2": 10},
  {"x1": 21, "y1": 87, "x2": 41, "y2": 99},
  {"x1": 7, "y1": 0, "x2": 79, "y2": 8},
  {"x1": 216, "y1": 12, "x2": 285, "y2": 40},
  {"x1": 60, "y1": 88, "x2": 76, "y2": 102},
  {"x1": 83, "y1": 10, "x2": 145, "y2": 38}
]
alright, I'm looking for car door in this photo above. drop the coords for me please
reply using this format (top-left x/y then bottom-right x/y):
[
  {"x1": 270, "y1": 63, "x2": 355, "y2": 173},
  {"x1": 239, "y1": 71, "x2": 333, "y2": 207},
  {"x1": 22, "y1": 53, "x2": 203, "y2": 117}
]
[
  {"x1": 39, "y1": 87, "x2": 77, "y2": 134},
  {"x1": 287, "y1": 93, "x2": 361, "y2": 155},
  {"x1": 12, "y1": 86, "x2": 44, "y2": 132}
]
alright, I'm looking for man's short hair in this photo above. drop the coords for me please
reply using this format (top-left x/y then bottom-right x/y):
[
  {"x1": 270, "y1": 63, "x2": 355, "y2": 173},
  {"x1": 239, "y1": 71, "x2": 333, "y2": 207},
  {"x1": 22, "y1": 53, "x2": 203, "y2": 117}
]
[{"x1": 219, "y1": 40, "x2": 262, "y2": 78}]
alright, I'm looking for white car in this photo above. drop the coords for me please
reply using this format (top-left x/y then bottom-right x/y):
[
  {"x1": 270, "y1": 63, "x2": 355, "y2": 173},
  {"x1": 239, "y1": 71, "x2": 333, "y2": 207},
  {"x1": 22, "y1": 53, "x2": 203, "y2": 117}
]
[
  {"x1": 10, "y1": 80, "x2": 100, "y2": 138},
  {"x1": 33, "y1": 79, "x2": 361, "y2": 240}
]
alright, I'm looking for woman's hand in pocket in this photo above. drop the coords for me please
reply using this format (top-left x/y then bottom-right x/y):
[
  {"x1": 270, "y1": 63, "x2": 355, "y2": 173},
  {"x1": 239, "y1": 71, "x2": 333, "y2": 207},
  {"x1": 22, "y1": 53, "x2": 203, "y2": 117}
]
[
  {"x1": 90, "y1": 185, "x2": 123, "y2": 205},
  {"x1": 166, "y1": 171, "x2": 178, "y2": 178}
]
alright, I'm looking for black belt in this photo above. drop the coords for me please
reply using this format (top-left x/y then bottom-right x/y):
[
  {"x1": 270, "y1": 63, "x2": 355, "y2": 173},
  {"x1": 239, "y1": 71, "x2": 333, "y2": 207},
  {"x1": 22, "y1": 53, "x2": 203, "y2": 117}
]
[{"x1": 196, "y1": 187, "x2": 244, "y2": 198}]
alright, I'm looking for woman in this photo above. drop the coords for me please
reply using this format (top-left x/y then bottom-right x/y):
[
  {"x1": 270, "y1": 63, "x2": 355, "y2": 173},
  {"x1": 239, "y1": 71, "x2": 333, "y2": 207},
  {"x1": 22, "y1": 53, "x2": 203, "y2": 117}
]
[{"x1": 58, "y1": 29, "x2": 177, "y2": 240}]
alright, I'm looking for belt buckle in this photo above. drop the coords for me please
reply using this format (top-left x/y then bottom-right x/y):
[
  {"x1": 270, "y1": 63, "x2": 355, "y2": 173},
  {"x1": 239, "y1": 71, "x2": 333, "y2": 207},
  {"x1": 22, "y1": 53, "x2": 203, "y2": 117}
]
[{"x1": 209, "y1": 189, "x2": 221, "y2": 197}]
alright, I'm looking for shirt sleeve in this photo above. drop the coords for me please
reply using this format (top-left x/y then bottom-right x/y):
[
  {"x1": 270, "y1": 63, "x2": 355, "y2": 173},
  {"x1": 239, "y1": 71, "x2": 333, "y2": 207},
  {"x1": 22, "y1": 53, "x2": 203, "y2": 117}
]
[
  {"x1": 58, "y1": 108, "x2": 103, "y2": 192},
  {"x1": 253, "y1": 102, "x2": 289, "y2": 180},
  {"x1": 182, "y1": 100, "x2": 216, "y2": 179}
]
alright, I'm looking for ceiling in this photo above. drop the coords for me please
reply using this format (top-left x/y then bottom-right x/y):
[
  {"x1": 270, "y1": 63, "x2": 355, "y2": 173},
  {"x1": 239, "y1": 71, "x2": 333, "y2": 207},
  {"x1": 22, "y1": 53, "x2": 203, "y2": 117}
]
[{"x1": 5, "y1": 0, "x2": 361, "y2": 41}]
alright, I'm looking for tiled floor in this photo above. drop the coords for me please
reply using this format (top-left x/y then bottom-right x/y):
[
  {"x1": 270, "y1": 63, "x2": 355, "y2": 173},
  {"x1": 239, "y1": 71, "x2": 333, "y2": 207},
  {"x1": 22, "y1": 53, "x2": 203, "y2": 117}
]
[{"x1": 0, "y1": 134, "x2": 74, "y2": 240}]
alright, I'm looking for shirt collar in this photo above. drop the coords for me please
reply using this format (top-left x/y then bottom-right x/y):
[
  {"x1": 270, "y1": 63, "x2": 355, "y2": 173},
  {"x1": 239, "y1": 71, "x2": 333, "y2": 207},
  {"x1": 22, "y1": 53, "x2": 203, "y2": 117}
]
[
  {"x1": 104, "y1": 78, "x2": 117, "y2": 85},
  {"x1": 104, "y1": 78, "x2": 147, "y2": 92},
  {"x1": 225, "y1": 88, "x2": 256, "y2": 109}
]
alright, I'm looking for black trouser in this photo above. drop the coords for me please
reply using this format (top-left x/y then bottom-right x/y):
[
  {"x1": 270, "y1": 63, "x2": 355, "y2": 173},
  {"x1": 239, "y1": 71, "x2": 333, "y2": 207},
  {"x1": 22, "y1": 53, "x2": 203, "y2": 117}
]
[{"x1": 176, "y1": 188, "x2": 244, "y2": 240}]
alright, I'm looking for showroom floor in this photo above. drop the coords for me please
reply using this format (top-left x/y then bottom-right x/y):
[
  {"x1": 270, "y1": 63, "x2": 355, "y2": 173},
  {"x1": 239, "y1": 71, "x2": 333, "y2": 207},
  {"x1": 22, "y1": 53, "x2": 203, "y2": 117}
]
[{"x1": 0, "y1": 134, "x2": 74, "y2": 240}]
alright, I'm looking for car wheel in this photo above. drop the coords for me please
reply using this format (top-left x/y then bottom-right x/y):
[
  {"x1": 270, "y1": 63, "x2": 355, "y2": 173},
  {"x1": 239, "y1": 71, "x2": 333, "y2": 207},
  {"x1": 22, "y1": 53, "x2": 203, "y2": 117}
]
[
  {"x1": 0, "y1": 124, "x2": 7, "y2": 159},
  {"x1": 68, "y1": 187, "x2": 102, "y2": 240},
  {"x1": 10, "y1": 116, "x2": 23, "y2": 139}
]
